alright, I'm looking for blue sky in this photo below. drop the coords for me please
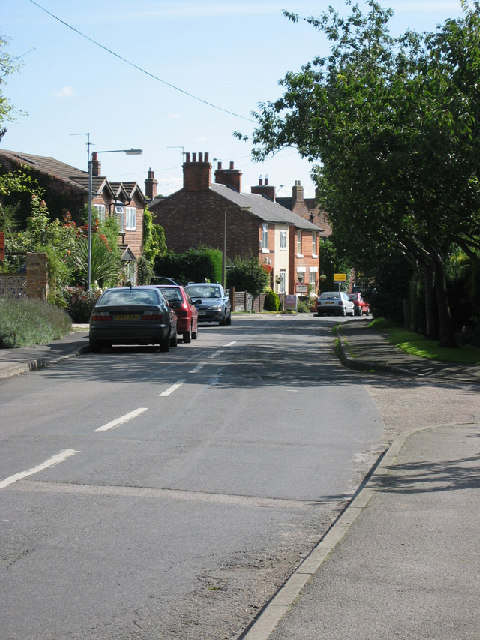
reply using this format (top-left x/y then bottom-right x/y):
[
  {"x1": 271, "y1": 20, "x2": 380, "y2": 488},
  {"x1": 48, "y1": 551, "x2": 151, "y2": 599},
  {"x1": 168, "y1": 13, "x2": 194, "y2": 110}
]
[{"x1": 1, "y1": 0, "x2": 466, "y2": 199}]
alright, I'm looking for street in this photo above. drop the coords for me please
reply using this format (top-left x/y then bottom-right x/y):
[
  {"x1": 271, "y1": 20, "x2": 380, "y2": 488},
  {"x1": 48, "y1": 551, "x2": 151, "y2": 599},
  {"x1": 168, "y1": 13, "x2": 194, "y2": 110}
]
[{"x1": 1, "y1": 315, "x2": 396, "y2": 639}]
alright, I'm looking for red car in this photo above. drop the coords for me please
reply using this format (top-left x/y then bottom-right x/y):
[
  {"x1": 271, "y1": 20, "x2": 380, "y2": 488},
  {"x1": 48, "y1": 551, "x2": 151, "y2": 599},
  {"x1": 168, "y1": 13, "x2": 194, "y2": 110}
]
[
  {"x1": 154, "y1": 284, "x2": 198, "y2": 342},
  {"x1": 348, "y1": 292, "x2": 371, "y2": 316}
]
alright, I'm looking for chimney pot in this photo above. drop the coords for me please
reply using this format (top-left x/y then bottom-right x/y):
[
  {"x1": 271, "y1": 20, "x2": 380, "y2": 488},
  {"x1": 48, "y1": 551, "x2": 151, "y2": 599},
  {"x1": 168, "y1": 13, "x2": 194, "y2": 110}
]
[{"x1": 229, "y1": 161, "x2": 234, "y2": 170}]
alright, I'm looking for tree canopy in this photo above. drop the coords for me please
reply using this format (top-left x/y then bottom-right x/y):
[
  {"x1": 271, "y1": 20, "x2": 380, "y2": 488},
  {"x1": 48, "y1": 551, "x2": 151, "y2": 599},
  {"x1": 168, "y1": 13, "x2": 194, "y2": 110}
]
[{"x1": 242, "y1": 0, "x2": 480, "y2": 345}]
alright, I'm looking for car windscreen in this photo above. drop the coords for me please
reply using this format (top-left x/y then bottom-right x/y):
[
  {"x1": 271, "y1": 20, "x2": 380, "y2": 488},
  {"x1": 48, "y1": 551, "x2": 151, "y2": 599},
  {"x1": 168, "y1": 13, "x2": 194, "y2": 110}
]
[
  {"x1": 186, "y1": 286, "x2": 221, "y2": 298},
  {"x1": 99, "y1": 290, "x2": 160, "y2": 306}
]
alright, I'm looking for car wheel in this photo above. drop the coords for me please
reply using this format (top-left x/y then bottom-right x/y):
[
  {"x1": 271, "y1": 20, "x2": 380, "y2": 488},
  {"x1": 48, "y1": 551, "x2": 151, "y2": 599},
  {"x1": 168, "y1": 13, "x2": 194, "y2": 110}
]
[
  {"x1": 89, "y1": 340, "x2": 101, "y2": 352},
  {"x1": 355, "y1": 306, "x2": 362, "y2": 316},
  {"x1": 192, "y1": 325, "x2": 198, "y2": 339},
  {"x1": 349, "y1": 307, "x2": 355, "y2": 316},
  {"x1": 183, "y1": 326, "x2": 192, "y2": 343},
  {"x1": 159, "y1": 332, "x2": 170, "y2": 352},
  {"x1": 225, "y1": 313, "x2": 232, "y2": 326},
  {"x1": 170, "y1": 331, "x2": 178, "y2": 347}
]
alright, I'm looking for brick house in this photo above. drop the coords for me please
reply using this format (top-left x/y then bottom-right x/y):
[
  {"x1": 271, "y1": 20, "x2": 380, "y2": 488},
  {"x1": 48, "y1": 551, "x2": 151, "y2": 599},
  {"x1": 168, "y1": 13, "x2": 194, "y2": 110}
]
[
  {"x1": 0, "y1": 149, "x2": 146, "y2": 282},
  {"x1": 149, "y1": 152, "x2": 322, "y2": 295},
  {"x1": 277, "y1": 179, "x2": 332, "y2": 237}
]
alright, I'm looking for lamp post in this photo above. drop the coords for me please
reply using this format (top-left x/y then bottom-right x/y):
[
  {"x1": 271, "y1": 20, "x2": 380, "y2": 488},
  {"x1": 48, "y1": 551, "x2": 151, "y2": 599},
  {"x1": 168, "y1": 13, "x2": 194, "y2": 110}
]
[{"x1": 87, "y1": 148, "x2": 142, "y2": 290}]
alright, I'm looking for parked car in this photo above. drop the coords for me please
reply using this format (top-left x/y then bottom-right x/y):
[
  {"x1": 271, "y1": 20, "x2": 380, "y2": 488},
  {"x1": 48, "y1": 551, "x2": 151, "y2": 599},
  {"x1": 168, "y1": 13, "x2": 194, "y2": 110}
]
[
  {"x1": 89, "y1": 286, "x2": 177, "y2": 352},
  {"x1": 185, "y1": 283, "x2": 232, "y2": 325},
  {"x1": 316, "y1": 291, "x2": 355, "y2": 316},
  {"x1": 152, "y1": 284, "x2": 198, "y2": 343},
  {"x1": 348, "y1": 292, "x2": 371, "y2": 316}
]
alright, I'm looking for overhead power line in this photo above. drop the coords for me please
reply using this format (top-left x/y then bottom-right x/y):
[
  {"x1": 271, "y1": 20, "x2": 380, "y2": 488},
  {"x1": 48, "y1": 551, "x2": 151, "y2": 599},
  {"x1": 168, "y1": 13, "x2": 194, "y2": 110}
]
[{"x1": 24, "y1": 0, "x2": 255, "y2": 123}]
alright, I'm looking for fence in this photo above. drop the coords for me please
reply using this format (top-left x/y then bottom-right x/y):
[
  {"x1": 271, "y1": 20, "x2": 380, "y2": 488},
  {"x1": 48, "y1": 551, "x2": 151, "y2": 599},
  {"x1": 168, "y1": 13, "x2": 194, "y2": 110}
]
[{"x1": 230, "y1": 289, "x2": 287, "y2": 313}]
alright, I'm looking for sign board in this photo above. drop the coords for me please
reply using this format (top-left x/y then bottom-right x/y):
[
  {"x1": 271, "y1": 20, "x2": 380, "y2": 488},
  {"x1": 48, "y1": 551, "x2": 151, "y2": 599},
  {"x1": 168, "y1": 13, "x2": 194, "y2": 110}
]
[
  {"x1": 334, "y1": 273, "x2": 347, "y2": 282},
  {"x1": 0, "y1": 232, "x2": 4, "y2": 261},
  {"x1": 285, "y1": 295, "x2": 297, "y2": 311},
  {"x1": 295, "y1": 283, "x2": 308, "y2": 294}
]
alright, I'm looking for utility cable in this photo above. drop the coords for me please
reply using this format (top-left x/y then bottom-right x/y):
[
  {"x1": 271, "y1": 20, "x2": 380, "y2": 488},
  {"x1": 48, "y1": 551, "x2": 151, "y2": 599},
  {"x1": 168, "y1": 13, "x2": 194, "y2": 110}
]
[{"x1": 24, "y1": 0, "x2": 255, "y2": 123}]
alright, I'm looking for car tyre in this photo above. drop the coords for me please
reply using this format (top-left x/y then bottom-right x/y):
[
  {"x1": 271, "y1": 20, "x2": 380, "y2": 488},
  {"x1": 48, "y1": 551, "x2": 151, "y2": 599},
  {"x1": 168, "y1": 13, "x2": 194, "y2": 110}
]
[
  {"x1": 89, "y1": 340, "x2": 101, "y2": 352},
  {"x1": 170, "y1": 331, "x2": 178, "y2": 347},
  {"x1": 192, "y1": 326, "x2": 198, "y2": 339},
  {"x1": 225, "y1": 313, "x2": 232, "y2": 326},
  {"x1": 183, "y1": 327, "x2": 192, "y2": 343},
  {"x1": 159, "y1": 332, "x2": 170, "y2": 352}
]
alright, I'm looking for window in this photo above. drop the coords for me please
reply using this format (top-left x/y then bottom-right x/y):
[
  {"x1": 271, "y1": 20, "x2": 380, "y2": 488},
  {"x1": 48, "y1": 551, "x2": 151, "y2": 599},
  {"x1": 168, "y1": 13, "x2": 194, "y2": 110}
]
[
  {"x1": 115, "y1": 205, "x2": 125, "y2": 233},
  {"x1": 309, "y1": 270, "x2": 316, "y2": 285},
  {"x1": 93, "y1": 204, "x2": 106, "y2": 222},
  {"x1": 297, "y1": 230, "x2": 302, "y2": 255},
  {"x1": 279, "y1": 230, "x2": 287, "y2": 250},
  {"x1": 126, "y1": 207, "x2": 136, "y2": 231},
  {"x1": 312, "y1": 231, "x2": 317, "y2": 257},
  {"x1": 261, "y1": 223, "x2": 269, "y2": 250}
]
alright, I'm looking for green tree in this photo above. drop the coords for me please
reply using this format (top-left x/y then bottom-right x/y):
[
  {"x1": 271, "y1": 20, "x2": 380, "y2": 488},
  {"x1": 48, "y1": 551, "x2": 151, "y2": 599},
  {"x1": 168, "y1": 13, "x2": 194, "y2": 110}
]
[
  {"x1": 242, "y1": 0, "x2": 480, "y2": 346},
  {"x1": 226, "y1": 255, "x2": 269, "y2": 296},
  {"x1": 0, "y1": 33, "x2": 23, "y2": 135}
]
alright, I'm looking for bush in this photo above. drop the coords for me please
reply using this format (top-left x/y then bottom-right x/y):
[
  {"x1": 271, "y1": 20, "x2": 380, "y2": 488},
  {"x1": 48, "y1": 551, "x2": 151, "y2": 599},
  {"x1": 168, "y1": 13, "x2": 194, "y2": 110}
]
[
  {"x1": 63, "y1": 286, "x2": 102, "y2": 322},
  {"x1": 264, "y1": 289, "x2": 280, "y2": 311},
  {"x1": 227, "y1": 255, "x2": 269, "y2": 296},
  {"x1": 0, "y1": 298, "x2": 72, "y2": 348},
  {"x1": 154, "y1": 246, "x2": 223, "y2": 284},
  {"x1": 297, "y1": 299, "x2": 310, "y2": 313}
]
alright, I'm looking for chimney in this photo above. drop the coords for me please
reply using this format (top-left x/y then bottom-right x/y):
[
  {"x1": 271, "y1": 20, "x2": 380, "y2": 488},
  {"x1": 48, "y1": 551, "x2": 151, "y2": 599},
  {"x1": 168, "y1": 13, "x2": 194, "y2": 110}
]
[
  {"x1": 144, "y1": 167, "x2": 158, "y2": 200},
  {"x1": 292, "y1": 179, "x2": 305, "y2": 207},
  {"x1": 214, "y1": 160, "x2": 242, "y2": 192},
  {"x1": 251, "y1": 173, "x2": 275, "y2": 201},
  {"x1": 183, "y1": 152, "x2": 211, "y2": 191},
  {"x1": 91, "y1": 152, "x2": 101, "y2": 177}
]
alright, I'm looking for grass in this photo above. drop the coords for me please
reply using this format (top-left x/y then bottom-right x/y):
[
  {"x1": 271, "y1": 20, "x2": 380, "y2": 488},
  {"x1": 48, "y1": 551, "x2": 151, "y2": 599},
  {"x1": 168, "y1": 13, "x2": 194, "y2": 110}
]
[
  {"x1": 0, "y1": 298, "x2": 72, "y2": 348},
  {"x1": 369, "y1": 317, "x2": 480, "y2": 365}
]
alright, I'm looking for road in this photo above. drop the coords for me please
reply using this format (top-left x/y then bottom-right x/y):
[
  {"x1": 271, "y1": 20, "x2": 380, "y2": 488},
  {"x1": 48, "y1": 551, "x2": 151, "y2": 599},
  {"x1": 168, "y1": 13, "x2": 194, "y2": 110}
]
[{"x1": 1, "y1": 315, "x2": 384, "y2": 640}]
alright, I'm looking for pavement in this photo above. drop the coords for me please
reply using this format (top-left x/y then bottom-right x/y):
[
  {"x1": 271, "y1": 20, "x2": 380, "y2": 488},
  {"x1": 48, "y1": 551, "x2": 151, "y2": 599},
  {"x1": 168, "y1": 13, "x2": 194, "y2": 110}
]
[{"x1": 1, "y1": 318, "x2": 480, "y2": 639}]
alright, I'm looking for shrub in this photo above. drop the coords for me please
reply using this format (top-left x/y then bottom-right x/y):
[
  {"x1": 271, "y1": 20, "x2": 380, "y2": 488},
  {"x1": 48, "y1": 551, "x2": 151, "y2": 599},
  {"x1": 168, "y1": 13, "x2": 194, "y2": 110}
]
[
  {"x1": 297, "y1": 299, "x2": 310, "y2": 313},
  {"x1": 264, "y1": 289, "x2": 280, "y2": 311},
  {"x1": 227, "y1": 255, "x2": 269, "y2": 296},
  {"x1": 0, "y1": 298, "x2": 72, "y2": 348},
  {"x1": 63, "y1": 286, "x2": 102, "y2": 322}
]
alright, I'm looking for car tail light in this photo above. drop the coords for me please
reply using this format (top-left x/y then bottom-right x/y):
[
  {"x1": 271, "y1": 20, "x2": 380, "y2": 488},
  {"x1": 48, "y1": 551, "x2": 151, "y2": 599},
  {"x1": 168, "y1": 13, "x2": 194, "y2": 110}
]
[
  {"x1": 91, "y1": 311, "x2": 112, "y2": 321},
  {"x1": 177, "y1": 302, "x2": 188, "y2": 316},
  {"x1": 338, "y1": 301, "x2": 344, "y2": 306},
  {"x1": 141, "y1": 310, "x2": 163, "y2": 321}
]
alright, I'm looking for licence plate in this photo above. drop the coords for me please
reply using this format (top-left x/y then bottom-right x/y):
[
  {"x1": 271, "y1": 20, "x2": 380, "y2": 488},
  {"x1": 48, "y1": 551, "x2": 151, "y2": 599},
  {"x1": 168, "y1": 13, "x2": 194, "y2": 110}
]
[
  {"x1": 198, "y1": 310, "x2": 206, "y2": 316},
  {"x1": 114, "y1": 313, "x2": 140, "y2": 320},
  {"x1": 323, "y1": 301, "x2": 334, "y2": 305}
]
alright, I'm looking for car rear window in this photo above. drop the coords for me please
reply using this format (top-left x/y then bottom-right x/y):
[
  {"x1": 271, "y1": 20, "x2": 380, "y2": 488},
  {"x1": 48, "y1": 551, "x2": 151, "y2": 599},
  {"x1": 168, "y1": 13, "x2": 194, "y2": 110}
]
[
  {"x1": 319, "y1": 292, "x2": 340, "y2": 299},
  {"x1": 159, "y1": 287, "x2": 182, "y2": 302},
  {"x1": 100, "y1": 289, "x2": 160, "y2": 306}
]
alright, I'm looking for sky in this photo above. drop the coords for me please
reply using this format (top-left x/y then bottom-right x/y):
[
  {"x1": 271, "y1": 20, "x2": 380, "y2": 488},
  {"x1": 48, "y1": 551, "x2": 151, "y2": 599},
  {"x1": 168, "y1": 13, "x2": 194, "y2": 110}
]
[{"x1": 1, "y1": 0, "x2": 467, "y2": 200}]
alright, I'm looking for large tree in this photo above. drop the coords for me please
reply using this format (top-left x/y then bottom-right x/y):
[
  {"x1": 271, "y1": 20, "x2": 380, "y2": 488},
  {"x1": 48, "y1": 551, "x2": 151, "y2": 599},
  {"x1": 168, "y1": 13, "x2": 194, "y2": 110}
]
[{"x1": 242, "y1": 0, "x2": 480, "y2": 346}]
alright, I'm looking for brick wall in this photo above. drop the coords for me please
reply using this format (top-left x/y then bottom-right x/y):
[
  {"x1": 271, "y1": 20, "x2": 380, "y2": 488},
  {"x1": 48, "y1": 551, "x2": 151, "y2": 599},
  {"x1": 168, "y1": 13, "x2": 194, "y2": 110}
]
[
  {"x1": 25, "y1": 253, "x2": 48, "y2": 299},
  {"x1": 150, "y1": 189, "x2": 259, "y2": 259}
]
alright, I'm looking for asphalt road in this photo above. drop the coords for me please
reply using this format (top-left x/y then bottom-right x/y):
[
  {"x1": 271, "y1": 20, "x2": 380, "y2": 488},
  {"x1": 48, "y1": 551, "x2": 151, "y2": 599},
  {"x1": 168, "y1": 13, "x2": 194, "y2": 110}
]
[{"x1": 1, "y1": 315, "x2": 384, "y2": 640}]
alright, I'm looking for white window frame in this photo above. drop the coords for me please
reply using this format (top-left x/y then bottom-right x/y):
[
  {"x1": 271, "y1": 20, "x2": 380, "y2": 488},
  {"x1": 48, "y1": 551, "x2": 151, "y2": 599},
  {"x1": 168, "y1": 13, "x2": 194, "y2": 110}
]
[
  {"x1": 93, "y1": 203, "x2": 106, "y2": 222},
  {"x1": 279, "y1": 230, "x2": 287, "y2": 250},
  {"x1": 297, "y1": 230, "x2": 303, "y2": 256},
  {"x1": 115, "y1": 205, "x2": 125, "y2": 233},
  {"x1": 279, "y1": 269, "x2": 286, "y2": 294},
  {"x1": 261, "y1": 223, "x2": 269, "y2": 251},
  {"x1": 309, "y1": 270, "x2": 317, "y2": 285},
  {"x1": 126, "y1": 206, "x2": 136, "y2": 231},
  {"x1": 312, "y1": 231, "x2": 318, "y2": 258}
]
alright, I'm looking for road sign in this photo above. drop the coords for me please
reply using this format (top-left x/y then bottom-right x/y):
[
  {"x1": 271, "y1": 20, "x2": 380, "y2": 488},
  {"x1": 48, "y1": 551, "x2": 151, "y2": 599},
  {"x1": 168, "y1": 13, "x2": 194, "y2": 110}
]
[{"x1": 334, "y1": 273, "x2": 347, "y2": 282}]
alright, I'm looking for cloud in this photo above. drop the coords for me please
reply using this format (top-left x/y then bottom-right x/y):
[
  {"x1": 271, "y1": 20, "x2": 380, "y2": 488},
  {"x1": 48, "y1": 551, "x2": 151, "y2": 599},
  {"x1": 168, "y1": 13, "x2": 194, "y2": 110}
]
[
  {"x1": 168, "y1": 113, "x2": 180, "y2": 119},
  {"x1": 53, "y1": 86, "x2": 75, "y2": 98}
]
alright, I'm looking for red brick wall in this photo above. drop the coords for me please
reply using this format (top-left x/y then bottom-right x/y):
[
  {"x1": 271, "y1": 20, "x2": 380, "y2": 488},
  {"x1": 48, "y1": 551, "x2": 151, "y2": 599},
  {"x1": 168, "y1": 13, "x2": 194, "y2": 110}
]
[{"x1": 150, "y1": 189, "x2": 259, "y2": 259}]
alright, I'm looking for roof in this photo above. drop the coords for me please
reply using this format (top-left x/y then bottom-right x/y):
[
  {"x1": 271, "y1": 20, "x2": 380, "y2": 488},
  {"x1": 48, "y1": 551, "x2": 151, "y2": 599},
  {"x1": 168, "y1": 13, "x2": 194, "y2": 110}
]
[
  {"x1": 0, "y1": 149, "x2": 144, "y2": 200},
  {"x1": 210, "y1": 183, "x2": 322, "y2": 231}
]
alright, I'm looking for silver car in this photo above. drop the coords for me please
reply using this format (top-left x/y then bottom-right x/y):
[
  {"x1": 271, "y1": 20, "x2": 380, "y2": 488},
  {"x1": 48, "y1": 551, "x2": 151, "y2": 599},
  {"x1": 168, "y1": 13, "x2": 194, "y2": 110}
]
[
  {"x1": 316, "y1": 291, "x2": 355, "y2": 316},
  {"x1": 185, "y1": 283, "x2": 232, "y2": 326}
]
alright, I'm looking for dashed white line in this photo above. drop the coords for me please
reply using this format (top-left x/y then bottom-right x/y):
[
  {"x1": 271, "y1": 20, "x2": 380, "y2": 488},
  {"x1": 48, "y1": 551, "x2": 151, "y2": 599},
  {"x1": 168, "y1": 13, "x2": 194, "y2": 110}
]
[
  {"x1": 189, "y1": 362, "x2": 206, "y2": 374},
  {"x1": 95, "y1": 407, "x2": 148, "y2": 432},
  {"x1": 223, "y1": 341, "x2": 236, "y2": 347},
  {"x1": 0, "y1": 449, "x2": 78, "y2": 490},
  {"x1": 208, "y1": 350, "x2": 224, "y2": 359},
  {"x1": 159, "y1": 380, "x2": 186, "y2": 397}
]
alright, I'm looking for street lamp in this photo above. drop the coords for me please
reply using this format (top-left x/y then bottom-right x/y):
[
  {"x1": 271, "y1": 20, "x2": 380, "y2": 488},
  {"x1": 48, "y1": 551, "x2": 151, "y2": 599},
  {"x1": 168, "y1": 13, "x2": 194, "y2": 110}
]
[{"x1": 87, "y1": 148, "x2": 142, "y2": 290}]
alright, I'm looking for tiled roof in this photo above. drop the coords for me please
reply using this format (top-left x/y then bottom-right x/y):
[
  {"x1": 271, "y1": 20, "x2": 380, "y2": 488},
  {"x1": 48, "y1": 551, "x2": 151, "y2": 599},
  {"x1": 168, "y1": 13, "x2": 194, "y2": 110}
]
[{"x1": 210, "y1": 183, "x2": 322, "y2": 231}]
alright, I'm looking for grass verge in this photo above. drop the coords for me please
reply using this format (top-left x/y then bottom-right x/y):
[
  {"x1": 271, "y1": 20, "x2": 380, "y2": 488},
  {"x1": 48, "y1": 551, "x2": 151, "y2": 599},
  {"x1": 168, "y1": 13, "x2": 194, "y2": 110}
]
[
  {"x1": 369, "y1": 318, "x2": 480, "y2": 365},
  {"x1": 0, "y1": 298, "x2": 72, "y2": 348}
]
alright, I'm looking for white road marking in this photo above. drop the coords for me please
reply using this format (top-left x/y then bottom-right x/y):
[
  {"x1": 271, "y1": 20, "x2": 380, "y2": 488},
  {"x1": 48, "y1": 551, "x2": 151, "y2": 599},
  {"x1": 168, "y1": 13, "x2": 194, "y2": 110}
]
[
  {"x1": 95, "y1": 407, "x2": 148, "y2": 432},
  {"x1": 208, "y1": 350, "x2": 224, "y2": 359},
  {"x1": 189, "y1": 362, "x2": 206, "y2": 374},
  {"x1": 0, "y1": 449, "x2": 78, "y2": 490},
  {"x1": 159, "y1": 380, "x2": 186, "y2": 397},
  {"x1": 223, "y1": 341, "x2": 236, "y2": 347}
]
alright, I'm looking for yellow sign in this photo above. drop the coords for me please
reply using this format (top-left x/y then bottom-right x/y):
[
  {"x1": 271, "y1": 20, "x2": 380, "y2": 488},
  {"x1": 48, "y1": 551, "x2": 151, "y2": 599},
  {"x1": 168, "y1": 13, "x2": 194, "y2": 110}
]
[{"x1": 334, "y1": 273, "x2": 347, "y2": 282}]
